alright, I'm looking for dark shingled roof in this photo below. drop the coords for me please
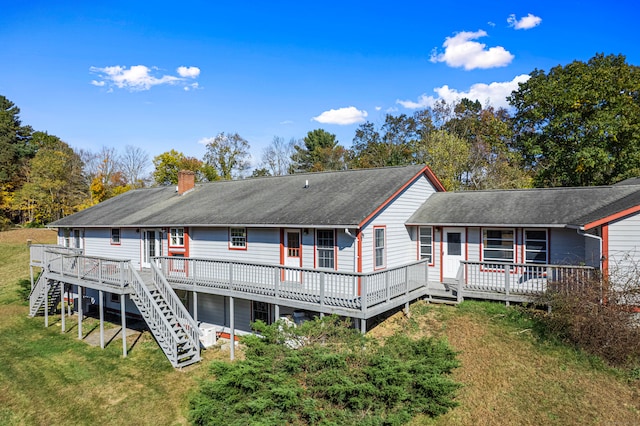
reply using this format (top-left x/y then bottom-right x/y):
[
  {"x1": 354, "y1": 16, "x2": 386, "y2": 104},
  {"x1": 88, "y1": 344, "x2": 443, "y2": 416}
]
[
  {"x1": 51, "y1": 165, "x2": 433, "y2": 228},
  {"x1": 407, "y1": 184, "x2": 640, "y2": 229}
]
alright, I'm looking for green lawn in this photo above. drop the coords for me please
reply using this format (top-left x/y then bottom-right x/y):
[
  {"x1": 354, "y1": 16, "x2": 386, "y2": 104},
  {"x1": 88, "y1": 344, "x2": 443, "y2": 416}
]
[{"x1": 1, "y1": 229, "x2": 639, "y2": 425}]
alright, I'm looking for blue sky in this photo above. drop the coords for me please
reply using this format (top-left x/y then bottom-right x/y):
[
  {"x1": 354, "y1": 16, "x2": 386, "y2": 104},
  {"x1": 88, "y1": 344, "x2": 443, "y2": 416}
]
[{"x1": 1, "y1": 1, "x2": 639, "y2": 171}]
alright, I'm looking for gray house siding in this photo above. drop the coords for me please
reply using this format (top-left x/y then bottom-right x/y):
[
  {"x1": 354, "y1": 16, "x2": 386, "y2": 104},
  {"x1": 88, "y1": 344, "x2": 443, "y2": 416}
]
[
  {"x1": 361, "y1": 175, "x2": 437, "y2": 272},
  {"x1": 79, "y1": 228, "x2": 142, "y2": 269},
  {"x1": 608, "y1": 212, "x2": 640, "y2": 276},
  {"x1": 189, "y1": 227, "x2": 281, "y2": 264}
]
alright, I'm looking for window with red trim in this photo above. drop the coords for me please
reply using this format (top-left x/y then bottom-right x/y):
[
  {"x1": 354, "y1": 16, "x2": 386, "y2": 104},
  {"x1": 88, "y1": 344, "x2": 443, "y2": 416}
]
[
  {"x1": 419, "y1": 226, "x2": 433, "y2": 263},
  {"x1": 170, "y1": 228, "x2": 184, "y2": 247},
  {"x1": 317, "y1": 229, "x2": 335, "y2": 269}
]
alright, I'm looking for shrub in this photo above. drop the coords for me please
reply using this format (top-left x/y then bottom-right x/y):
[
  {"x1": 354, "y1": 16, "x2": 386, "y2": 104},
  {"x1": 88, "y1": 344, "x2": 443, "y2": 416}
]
[
  {"x1": 189, "y1": 316, "x2": 461, "y2": 425},
  {"x1": 534, "y1": 272, "x2": 640, "y2": 368}
]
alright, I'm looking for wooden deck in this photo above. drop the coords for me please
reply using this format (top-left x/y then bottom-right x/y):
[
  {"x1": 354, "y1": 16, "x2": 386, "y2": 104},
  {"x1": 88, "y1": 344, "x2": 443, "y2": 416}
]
[{"x1": 30, "y1": 245, "x2": 596, "y2": 320}]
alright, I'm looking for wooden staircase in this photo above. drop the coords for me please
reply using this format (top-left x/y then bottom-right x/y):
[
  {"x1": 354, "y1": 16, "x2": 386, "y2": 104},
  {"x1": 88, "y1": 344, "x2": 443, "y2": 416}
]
[
  {"x1": 128, "y1": 266, "x2": 201, "y2": 368},
  {"x1": 29, "y1": 273, "x2": 62, "y2": 317}
]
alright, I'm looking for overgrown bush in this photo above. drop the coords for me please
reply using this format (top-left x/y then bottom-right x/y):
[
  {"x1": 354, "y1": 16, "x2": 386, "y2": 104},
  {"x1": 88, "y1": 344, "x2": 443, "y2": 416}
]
[
  {"x1": 189, "y1": 316, "x2": 461, "y2": 425},
  {"x1": 534, "y1": 271, "x2": 640, "y2": 368}
]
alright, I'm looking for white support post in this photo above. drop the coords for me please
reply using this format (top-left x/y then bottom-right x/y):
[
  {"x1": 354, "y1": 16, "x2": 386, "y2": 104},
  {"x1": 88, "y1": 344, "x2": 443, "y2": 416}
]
[
  {"x1": 193, "y1": 290, "x2": 198, "y2": 323},
  {"x1": 504, "y1": 266, "x2": 510, "y2": 307},
  {"x1": 78, "y1": 286, "x2": 83, "y2": 340},
  {"x1": 360, "y1": 318, "x2": 366, "y2": 334},
  {"x1": 229, "y1": 296, "x2": 235, "y2": 361},
  {"x1": 274, "y1": 304, "x2": 280, "y2": 321},
  {"x1": 121, "y1": 294, "x2": 127, "y2": 358},
  {"x1": 60, "y1": 283, "x2": 65, "y2": 333},
  {"x1": 44, "y1": 281, "x2": 49, "y2": 328},
  {"x1": 99, "y1": 290, "x2": 105, "y2": 349}
]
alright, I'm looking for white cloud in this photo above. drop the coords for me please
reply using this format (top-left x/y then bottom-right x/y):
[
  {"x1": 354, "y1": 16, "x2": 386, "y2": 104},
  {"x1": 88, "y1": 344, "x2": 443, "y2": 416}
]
[
  {"x1": 312, "y1": 106, "x2": 368, "y2": 125},
  {"x1": 90, "y1": 65, "x2": 200, "y2": 91},
  {"x1": 430, "y1": 30, "x2": 514, "y2": 70},
  {"x1": 197, "y1": 137, "x2": 214, "y2": 145},
  {"x1": 280, "y1": 120, "x2": 294, "y2": 125},
  {"x1": 177, "y1": 66, "x2": 200, "y2": 78},
  {"x1": 375, "y1": 106, "x2": 382, "y2": 111},
  {"x1": 396, "y1": 74, "x2": 530, "y2": 110},
  {"x1": 507, "y1": 13, "x2": 542, "y2": 30}
]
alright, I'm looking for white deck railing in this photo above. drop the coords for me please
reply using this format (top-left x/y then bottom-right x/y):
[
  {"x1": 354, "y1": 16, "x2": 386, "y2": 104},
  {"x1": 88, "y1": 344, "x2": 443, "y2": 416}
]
[
  {"x1": 458, "y1": 261, "x2": 596, "y2": 295},
  {"x1": 157, "y1": 256, "x2": 429, "y2": 313}
]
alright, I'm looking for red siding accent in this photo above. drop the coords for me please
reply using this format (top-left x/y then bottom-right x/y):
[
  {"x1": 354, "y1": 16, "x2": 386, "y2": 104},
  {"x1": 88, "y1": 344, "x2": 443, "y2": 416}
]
[
  {"x1": 584, "y1": 205, "x2": 640, "y2": 230},
  {"x1": 357, "y1": 166, "x2": 445, "y2": 229},
  {"x1": 602, "y1": 224, "x2": 609, "y2": 277}
]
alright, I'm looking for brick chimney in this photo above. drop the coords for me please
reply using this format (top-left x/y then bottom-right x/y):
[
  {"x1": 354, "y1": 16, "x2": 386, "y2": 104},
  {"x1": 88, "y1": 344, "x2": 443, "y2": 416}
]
[{"x1": 177, "y1": 170, "x2": 195, "y2": 195}]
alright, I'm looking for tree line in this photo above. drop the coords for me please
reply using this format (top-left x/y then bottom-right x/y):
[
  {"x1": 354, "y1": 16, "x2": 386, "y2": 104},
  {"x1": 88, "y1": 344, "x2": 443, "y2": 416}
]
[{"x1": 1, "y1": 53, "x2": 638, "y2": 228}]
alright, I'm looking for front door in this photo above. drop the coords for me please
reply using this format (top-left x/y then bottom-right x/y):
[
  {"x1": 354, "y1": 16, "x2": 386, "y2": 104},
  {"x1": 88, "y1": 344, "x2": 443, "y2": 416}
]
[
  {"x1": 142, "y1": 229, "x2": 162, "y2": 268},
  {"x1": 442, "y1": 228, "x2": 465, "y2": 280},
  {"x1": 284, "y1": 229, "x2": 301, "y2": 282}
]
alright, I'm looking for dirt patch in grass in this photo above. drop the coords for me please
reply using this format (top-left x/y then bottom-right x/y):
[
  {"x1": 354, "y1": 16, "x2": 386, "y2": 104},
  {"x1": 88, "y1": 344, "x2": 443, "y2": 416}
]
[{"x1": 0, "y1": 228, "x2": 56, "y2": 245}]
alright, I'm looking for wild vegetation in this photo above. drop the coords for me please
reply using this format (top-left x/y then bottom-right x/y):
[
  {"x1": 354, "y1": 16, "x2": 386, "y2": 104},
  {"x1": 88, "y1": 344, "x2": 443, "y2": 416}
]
[
  {"x1": 1, "y1": 229, "x2": 638, "y2": 425},
  {"x1": 1, "y1": 53, "x2": 639, "y2": 228}
]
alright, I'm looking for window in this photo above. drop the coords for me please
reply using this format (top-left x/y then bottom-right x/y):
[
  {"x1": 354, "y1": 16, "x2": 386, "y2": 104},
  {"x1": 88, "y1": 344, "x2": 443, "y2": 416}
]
[
  {"x1": 230, "y1": 227, "x2": 247, "y2": 249},
  {"x1": 482, "y1": 229, "x2": 514, "y2": 262},
  {"x1": 62, "y1": 229, "x2": 71, "y2": 247},
  {"x1": 317, "y1": 230, "x2": 335, "y2": 269},
  {"x1": 170, "y1": 228, "x2": 184, "y2": 247},
  {"x1": 419, "y1": 226, "x2": 433, "y2": 263},
  {"x1": 110, "y1": 228, "x2": 121, "y2": 245},
  {"x1": 374, "y1": 227, "x2": 386, "y2": 269},
  {"x1": 252, "y1": 301, "x2": 271, "y2": 324},
  {"x1": 73, "y1": 229, "x2": 81, "y2": 249},
  {"x1": 110, "y1": 293, "x2": 120, "y2": 303},
  {"x1": 525, "y1": 230, "x2": 548, "y2": 264}
]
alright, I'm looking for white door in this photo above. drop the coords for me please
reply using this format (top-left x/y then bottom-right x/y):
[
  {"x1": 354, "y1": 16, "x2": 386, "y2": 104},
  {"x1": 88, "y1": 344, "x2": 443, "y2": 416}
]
[
  {"x1": 142, "y1": 229, "x2": 162, "y2": 268},
  {"x1": 284, "y1": 229, "x2": 301, "y2": 282},
  {"x1": 443, "y1": 228, "x2": 465, "y2": 280}
]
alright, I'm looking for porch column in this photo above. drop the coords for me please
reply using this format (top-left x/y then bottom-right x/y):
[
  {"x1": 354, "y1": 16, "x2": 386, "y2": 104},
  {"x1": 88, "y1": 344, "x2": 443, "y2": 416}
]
[
  {"x1": 274, "y1": 304, "x2": 280, "y2": 321},
  {"x1": 78, "y1": 286, "x2": 83, "y2": 340},
  {"x1": 60, "y1": 283, "x2": 65, "y2": 332},
  {"x1": 360, "y1": 318, "x2": 367, "y2": 334},
  {"x1": 193, "y1": 291, "x2": 198, "y2": 322},
  {"x1": 121, "y1": 294, "x2": 127, "y2": 357},
  {"x1": 99, "y1": 290, "x2": 105, "y2": 349},
  {"x1": 229, "y1": 296, "x2": 235, "y2": 361}
]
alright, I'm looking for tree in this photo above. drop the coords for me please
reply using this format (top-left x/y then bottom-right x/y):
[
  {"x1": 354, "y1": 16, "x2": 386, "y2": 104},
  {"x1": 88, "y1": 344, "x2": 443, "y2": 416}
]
[
  {"x1": 13, "y1": 133, "x2": 87, "y2": 224},
  {"x1": 153, "y1": 149, "x2": 216, "y2": 185},
  {"x1": 260, "y1": 136, "x2": 295, "y2": 176},
  {"x1": 424, "y1": 130, "x2": 471, "y2": 191},
  {"x1": 0, "y1": 95, "x2": 34, "y2": 226},
  {"x1": 350, "y1": 111, "x2": 434, "y2": 168},
  {"x1": 444, "y1": 99, "x2": 531, "y2": 189},
  {"x1": 120, "y1": 145, "x2": 151, "y2": 188},
  {"x1": 509, "y1": 53, "x2": 640, "y2": 187},
  {"x1": 291, "y1": 129, "x2": 345, "y2": 172},
  {"x1": 203, "y1": 132, "x2": 251, "y2": 180}
]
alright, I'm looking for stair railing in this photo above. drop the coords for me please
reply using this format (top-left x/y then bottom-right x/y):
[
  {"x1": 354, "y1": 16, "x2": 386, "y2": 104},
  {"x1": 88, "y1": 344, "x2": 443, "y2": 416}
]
[
  {"x1": 150, "y1": 262, "x2": 201, "y2": 350},
  {"x1": 29, "y1": 273, "x2": 48, "y2": 316},
  {"x1": 128, "y1": 267, "x2": 181, "y2": 366}
]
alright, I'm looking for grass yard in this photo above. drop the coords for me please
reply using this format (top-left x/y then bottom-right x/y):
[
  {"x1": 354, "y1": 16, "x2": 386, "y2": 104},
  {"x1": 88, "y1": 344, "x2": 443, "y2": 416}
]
[{"x1": 1, "y1": 228, "x2": 639, "y2": 425}]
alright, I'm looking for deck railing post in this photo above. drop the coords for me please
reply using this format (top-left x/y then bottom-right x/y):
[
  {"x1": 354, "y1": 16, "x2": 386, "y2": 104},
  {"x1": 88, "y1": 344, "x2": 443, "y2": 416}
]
[
  {"x1": 361, "y1": 276, "x2": 367, "y2": 315},
  {"x1": 274, "y1": 267, "x2": 280, "y2": 299},
  {"x1": 228, "y1": 262, "x2": 233, "y2": 290},
  {"x1": 504, "y1": 265, "x2": 510, "y2": 306},
  {"x1": 385, "y1": 271, "x2": 390, "y2": 302},
  {"x1": 320, "y1": 272, "x2": 325, "y2": 308}
]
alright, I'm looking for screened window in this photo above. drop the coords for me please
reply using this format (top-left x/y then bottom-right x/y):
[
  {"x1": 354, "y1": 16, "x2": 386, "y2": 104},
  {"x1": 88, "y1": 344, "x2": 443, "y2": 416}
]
[
  {"x1": 230, "y1": 227, "x2": 247, "y2": 249},
  {"x1": 419, "y1": 226, "x2": 433, "y2": 262},
  {"x1": 62, "y1": 229, "x2": 71, "y2": 247},
  {"x1": 375, "y1": 227, "x2": 386, "y2": 268},
  {"x1": 317, "y1": 230, "x2": 335, "y2": 269},
  {"x1": 482, "y1": 229, "x2": 514, "y2": 262},
  {"x1": 525, "y1": 230, "x2": 548, "y2": 264},
  {"x1": 110, "y1": 228, "x2": 121, "y2": 245},
  {"x1": 73, "y1": 229, "x2": 81, "y2": 249},
  {"x1": 170, "y1": 228, "x2": 184, "y2": 246}
]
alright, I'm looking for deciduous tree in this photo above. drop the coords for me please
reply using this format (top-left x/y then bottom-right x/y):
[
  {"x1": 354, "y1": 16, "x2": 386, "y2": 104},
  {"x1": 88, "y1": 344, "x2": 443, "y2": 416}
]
[
  {"x1": 509, "y1": 53, "x2": 640, "y2": 187},
  {"x1": 203, "y1": 132, "x2": 251, "y2": 180}
]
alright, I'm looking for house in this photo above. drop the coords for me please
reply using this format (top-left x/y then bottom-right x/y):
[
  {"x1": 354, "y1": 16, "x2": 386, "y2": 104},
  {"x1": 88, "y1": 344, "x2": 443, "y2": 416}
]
[{"x1": 28, "y1": 165, "x2": 640, "y2": 367}]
